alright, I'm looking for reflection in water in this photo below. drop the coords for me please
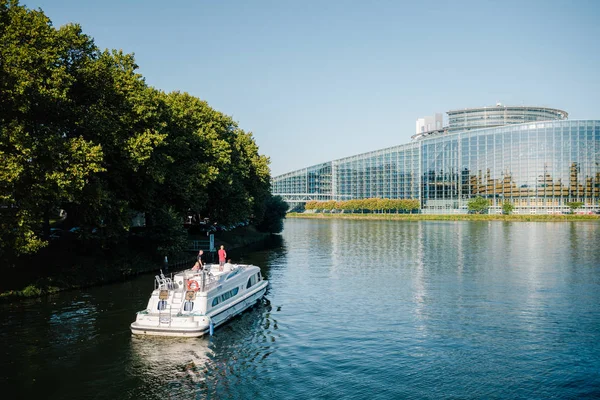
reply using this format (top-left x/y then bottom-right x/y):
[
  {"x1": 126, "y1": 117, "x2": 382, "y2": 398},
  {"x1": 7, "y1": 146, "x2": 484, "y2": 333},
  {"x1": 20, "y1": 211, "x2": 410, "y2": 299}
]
[
  {"x1": 126, "y1": 299, "x2": 277, "y2": 400},
  {"x1": 412, "y1": 221, "x2": 427, "y2": 337},
  {"x1": 130, "y1": 336, "x2": 213, "y2": 386}
]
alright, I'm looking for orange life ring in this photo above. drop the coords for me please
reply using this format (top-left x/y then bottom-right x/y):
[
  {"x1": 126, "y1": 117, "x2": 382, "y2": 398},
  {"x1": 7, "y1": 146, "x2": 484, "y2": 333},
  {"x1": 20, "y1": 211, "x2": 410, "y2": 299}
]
[{"x1": 187, "y1": 280, "x2": 200, "y2": 291}]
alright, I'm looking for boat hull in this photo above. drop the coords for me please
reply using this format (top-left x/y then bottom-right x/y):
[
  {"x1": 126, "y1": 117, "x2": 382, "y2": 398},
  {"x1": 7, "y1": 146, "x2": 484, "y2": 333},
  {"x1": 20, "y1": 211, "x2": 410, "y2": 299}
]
[{"x1": 130, "y1": 324, "x2": 210, "y2": 338}]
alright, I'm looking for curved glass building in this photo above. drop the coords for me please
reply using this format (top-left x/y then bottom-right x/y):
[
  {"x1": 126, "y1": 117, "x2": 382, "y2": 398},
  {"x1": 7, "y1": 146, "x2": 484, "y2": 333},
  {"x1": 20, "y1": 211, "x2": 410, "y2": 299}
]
[{"x1": 272, "y1": 105, "x2": 600, "y2": 214}]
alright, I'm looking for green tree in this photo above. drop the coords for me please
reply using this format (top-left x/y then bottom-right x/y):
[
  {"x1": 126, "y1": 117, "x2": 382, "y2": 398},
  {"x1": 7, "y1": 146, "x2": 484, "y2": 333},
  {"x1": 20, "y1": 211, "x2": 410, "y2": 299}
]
[
  {"x1": 346, "y1": 199, "x2": 360, "y2": 212},
  {"x1": 375, "y1": 198, "x2": 389, "y2": 213},
  {"x1": 406, "y1": 199, "x2": 421, "y2": 213},
  {"x1": 304, "y1": 201, "x2": 316, "y2": 210},
  {"x1": 184, "y1": 99, "x2": 271, "y2": 226},
  {"x1": 566, "y1": 202, "x2": 584, "y2": 214},
  {"x1": 323, "y1": 200, "x2": 336, "y2": 211},
  {"x1": 364, "y1": 198, "x2": 377, "y2": 212},
  {"x1": 256, "y1": 195, "x2": 287, "y2": 233},
  {"x1": 64, "y1": 54, "x2": 168, "y2": 241},
  {"x1": 147, "y1": 206, "x2": 188, "y2": 255},
  {"x1": 0, "y1": 1, "x2": 275, "y2": 264},
  {"x1": 467, "y1": 196, "x2": 490, "y2": 214},
  {"x1": 502, "y1": 201, "x2": 514, "y2": 215},
  {"x1": 157, "y1": 92, "x2": 232, "y2": 225},
  {"x1": 0, "y1": 2, "x2": 104, "y2": 257}
]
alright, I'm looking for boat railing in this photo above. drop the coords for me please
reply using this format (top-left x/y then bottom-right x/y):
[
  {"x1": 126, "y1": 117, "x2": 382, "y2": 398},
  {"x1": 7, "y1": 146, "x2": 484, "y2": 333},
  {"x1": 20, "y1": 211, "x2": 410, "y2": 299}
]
[
  {"x1": 177, "y1": 265, "x2": 248, "y2": 294},
  {"x1": 154, "y1": 275, "x2": 166, "y2": 290},
  {"x1": 180, "y1": 270, "x2": 221, "y2": 292},
  {"x1": 160, "y1": 270, "x2": 174, "y2": 288},
  {"x1": 154, "y1": 274, "x2": 175, "y2": 290}
]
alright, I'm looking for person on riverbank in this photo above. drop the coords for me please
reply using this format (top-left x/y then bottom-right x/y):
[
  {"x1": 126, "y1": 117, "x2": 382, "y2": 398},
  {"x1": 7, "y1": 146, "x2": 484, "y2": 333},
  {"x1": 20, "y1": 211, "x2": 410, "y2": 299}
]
[
  {"x1": 192, "y1": 250, "x2": 204, "y2": 271},
  {"x1": 218, "y1": 245, "x2": 227, "y2": 271}
]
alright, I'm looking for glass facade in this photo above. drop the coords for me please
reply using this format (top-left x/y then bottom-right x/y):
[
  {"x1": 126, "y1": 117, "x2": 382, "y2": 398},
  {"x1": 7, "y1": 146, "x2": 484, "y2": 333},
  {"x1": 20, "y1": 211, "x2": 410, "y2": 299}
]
[
  {"x1": 272, "y1": 111, "x2": 600, "y2": 214},
  {"x1": 447, "y1": 106, "x2": 568, "y2": 132},
  {"x1": 270, "y1": 162, "x2": 333, "y2": 204},
  {"x1": 335, "y1": 143, "x2": 420, "y2": 200},
  {"x1": 423, "y1": 121, "x2": 600, "y2": 213}
]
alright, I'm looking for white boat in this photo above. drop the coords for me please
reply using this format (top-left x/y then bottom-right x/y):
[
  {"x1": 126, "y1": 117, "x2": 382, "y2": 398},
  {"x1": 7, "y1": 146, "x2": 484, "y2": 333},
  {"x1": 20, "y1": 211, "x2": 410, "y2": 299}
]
[{"x1": 131, "y1": 263, "x2": 268, "y2": 337}]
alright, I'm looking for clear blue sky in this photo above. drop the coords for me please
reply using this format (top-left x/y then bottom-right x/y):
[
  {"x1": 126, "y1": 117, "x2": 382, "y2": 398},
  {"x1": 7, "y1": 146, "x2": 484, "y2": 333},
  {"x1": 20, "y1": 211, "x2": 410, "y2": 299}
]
[{"x1": 23, "y1": 0, "x2": 600, "y2": 176}]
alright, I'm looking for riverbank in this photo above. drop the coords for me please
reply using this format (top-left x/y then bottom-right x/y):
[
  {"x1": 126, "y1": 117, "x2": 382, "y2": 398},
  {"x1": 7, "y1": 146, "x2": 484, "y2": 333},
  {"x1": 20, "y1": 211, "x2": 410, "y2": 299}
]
[
  {"x1": 0, "y1": 225, "x2": 271, "y2": 302},
  {"x1": 287, "y1": 212, "x2": 600, "y2": 222}
]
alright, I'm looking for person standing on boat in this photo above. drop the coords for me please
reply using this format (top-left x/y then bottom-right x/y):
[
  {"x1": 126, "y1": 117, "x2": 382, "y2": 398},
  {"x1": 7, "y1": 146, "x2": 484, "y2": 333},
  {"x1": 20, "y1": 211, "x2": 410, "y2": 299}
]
[
  {"x1": 192, "y1": 250, "x2": 204, "y2": 271},
  {"x1": 218, "y1": 245, "x2": 227, "y2": 271}
]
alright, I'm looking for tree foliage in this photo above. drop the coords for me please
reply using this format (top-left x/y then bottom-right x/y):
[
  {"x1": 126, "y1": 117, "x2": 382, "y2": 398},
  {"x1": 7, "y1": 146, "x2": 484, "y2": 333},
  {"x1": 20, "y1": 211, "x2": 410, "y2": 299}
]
[
  {"x1": 256, "y1": 195, "x2": 288, "y2": 234},
  {"x1": 305, "y1": 198, "x2": 420, "y2": 213},
  {"x1": 467, "y1": 196, "x2": 490, "y2": 214},
  {"x1": 501, "y1": 201, "x2": 514, "y2": 215},
  {"x1": 0, "y1": 1, "x2": 274, "y2": 261},
  {"x1": 1, "y1": 3, "x2": 104, "y2": 256},
  {"x1": 566, "y1": 202, "x2": 583, "y2": 213}
]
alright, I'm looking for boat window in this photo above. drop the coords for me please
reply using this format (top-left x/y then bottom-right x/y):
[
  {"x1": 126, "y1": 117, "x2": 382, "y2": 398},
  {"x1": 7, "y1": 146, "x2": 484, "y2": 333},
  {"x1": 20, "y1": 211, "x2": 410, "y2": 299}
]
[
  {"x1": 157, "y1": 300, "x2": 167, "y2": 310},
  {"x1": 221, "y1": 287, "x2": 239, "y2": 302},
  {"x1": 226, "y1": 269, "x2": 240, "y2": 280},
  {"x1": 183, "y1": 301, "x2": 194, "y2": 311},
  {"x1": 246, "y1": 273, "x2": 259, "y2": 289},
  {"x1": 229, "y1": 287, "x2": 239, "y2": 298},
  {"x1": 211, "y1": 287, "x2": 240, "y2": 308}
]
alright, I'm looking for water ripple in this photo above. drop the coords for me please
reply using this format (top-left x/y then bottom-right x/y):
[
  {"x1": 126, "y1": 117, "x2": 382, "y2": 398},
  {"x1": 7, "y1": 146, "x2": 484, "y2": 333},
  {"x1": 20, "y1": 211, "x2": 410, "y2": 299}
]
[{"x1": 1, "y1": 220, "x2": 599, "y2": 399}]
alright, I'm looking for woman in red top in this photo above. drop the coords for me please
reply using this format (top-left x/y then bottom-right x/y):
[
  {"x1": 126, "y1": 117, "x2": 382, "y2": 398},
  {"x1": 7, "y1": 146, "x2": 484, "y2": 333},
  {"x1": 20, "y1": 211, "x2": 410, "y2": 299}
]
[{"x1": 218, "y1": 245, "x2": 227, "y2": 271}]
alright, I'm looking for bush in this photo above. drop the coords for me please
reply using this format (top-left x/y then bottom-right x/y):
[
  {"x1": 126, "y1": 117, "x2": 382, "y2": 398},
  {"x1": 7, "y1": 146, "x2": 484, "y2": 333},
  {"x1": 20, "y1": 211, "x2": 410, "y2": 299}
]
[
  {"x1": 22, "y1": 285, "x2": 42, "y2": 297},
  {"x1": 502, "y1": 201, "x2": 514, "y2": 215},
  {"x1": 306, "y1": 198, "x2": 421, "y2": 214},
  {"x1": 467, "y1": 196, "x2": 490, "y2": 214},
  {"x1": 566, "y1": 202, "x2": 584, "y2": 213}
]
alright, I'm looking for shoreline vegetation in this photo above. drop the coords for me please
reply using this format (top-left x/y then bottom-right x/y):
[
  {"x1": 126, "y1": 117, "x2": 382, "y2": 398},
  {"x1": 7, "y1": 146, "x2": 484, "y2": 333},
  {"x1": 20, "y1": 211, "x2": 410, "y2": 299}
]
[
  {"x1": 287, "y1": 212, "x2": 600, "y2": 222},
  {"x1": 0, "y1": 226, "x2": 272, "y2": 302}
]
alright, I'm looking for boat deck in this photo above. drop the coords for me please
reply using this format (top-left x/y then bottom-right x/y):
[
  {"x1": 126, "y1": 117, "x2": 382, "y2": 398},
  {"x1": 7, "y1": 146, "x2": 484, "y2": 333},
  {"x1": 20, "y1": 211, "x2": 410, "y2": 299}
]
[{"x1": 159, "y1": 264, "x2": 249, "y2": 293}]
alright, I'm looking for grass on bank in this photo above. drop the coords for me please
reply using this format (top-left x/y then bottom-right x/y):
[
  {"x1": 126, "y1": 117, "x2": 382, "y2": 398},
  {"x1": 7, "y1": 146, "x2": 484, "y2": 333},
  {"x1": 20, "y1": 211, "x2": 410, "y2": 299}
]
[{"x1": 287, "y1": 212, "x2": 600, "y2": 222}]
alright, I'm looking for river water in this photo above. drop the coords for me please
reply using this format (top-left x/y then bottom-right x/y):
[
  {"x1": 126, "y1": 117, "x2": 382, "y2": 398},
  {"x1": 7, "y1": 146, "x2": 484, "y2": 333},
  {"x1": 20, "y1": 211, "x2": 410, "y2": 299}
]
[{"x1": 1, "y1": 219, "x2": 600, "y2": 399}]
